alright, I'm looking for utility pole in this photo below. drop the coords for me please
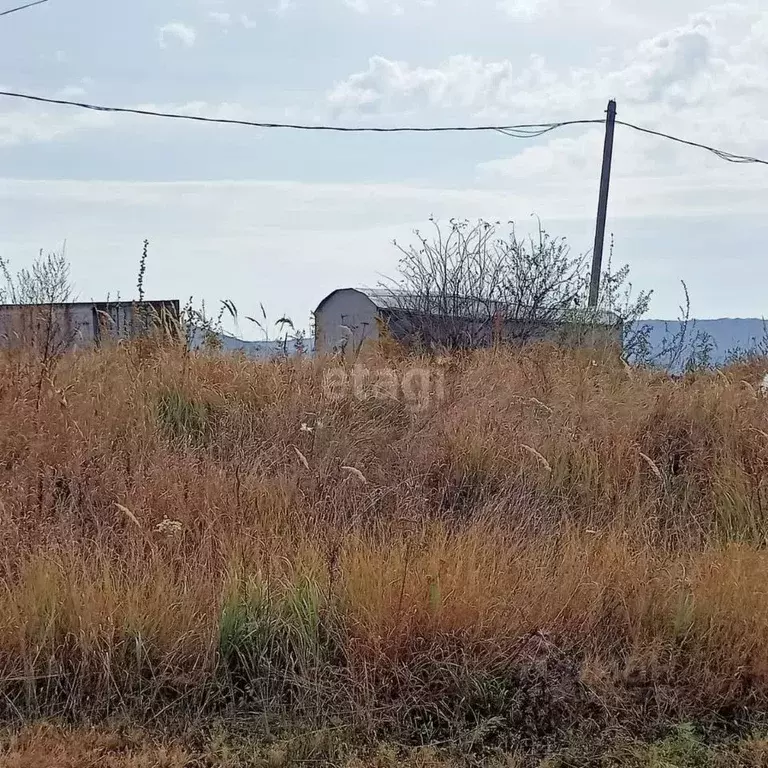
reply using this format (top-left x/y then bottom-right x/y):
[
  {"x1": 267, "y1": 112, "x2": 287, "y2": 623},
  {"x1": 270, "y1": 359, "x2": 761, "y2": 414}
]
[{"x1": 588, "y1": 99, "x2": 617, "y2": 308}]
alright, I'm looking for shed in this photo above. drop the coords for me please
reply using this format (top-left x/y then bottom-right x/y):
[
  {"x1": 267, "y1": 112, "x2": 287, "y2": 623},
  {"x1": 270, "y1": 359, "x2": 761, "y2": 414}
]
[
  {"x1": 314, "y1": 288, "x2": 383, "y2": 354},
  {"x1": 314, "y1": 287, "x2": 622, "y2": 354}
]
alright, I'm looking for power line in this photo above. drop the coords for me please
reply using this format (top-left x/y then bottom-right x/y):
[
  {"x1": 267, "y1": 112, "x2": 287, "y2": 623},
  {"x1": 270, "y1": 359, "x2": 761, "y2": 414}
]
[
  {"x1": 0, "y1": 0, "x2": 48, "y2": 18},
  {"x1": 0, "y1": 89, "x2": 767, "y2": 167},
  {"x1": 0, "y1": 90, "x2": 601, "y2": 134},
  {"x1": 616, "y1": 120, "x2": 768, "y2": 167},
  {"x1": 495, "y1": 123, "x2": 595, "y2": 139}
]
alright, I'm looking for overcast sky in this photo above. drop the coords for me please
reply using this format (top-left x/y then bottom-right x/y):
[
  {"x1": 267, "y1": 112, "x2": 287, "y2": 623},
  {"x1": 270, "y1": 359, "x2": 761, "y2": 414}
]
[{"x1": 0, "y1": 0, "x2": 766, "y2": 336}]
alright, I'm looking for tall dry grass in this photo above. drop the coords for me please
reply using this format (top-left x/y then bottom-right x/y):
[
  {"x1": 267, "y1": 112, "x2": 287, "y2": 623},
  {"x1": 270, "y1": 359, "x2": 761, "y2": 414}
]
[{"x1": 1, "y1": 341, "x2": 768, "y2": 749}]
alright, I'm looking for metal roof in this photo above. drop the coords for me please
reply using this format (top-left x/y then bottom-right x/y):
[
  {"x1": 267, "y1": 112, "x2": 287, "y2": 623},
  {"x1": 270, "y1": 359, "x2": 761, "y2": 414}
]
[{"x1": 359, "y1": 288, "x2": 621, "y2": 325}]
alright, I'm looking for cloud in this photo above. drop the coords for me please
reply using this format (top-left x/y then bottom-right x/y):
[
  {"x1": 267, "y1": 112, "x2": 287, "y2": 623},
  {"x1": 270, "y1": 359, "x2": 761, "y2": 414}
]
[
  {"x1": 326, "y1": 5, "x2": 768, "y2": 160},
  {"x1": 157, "y1": 22, "x2": 197, "y2": 48},
  {"x1": 476, "y1": 123, "x2": 766, "y2": 192},
  {"x1": 617, "y1": 14, "x2": 716, "y2": 105},
  {"x1": 325, "y1": 4, "x2": 768, "y2": 241},
  {"x1": 341, "y1": 0, "x2": 431, "y2": 13},
  {"x1": 495, "y1": 0, "x2": 694, "y2": 23},
  {"x1": 271, "y1": 0, "x2": 296, "y2": 15},
  {"x1": 52, "y1": 77, "x2": 94, "y2": 101},
  {"x1": 208, "y1": 11, "x2": 232, "y2": 26},
  {"x1": 0, "y1": 99, "x2": 265, "y2": 147},
  {"x1": 55, "y1": 85, "x2": 87, "y2": 99},
  {"x1": 333, "y1": 9, "x2": 760, "y2": 108},
  {"x1": 470, "y1": 12, "x2": 768, "y2": 213},
  {"x1": 327, "y1": 55, "x2": 520, "y2": 115},
  {"x1": 496, "y1": 0, "x2": 546, "y2": 19},
  {"x1": 0, "y1": 109, "x2": 113, "y2": 147}
]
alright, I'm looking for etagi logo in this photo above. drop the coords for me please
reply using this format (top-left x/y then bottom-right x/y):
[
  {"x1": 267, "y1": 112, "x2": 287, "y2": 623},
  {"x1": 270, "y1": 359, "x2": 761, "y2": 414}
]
[{"x1": 322, "y1": 365, "x2": 446, "y2": 412}]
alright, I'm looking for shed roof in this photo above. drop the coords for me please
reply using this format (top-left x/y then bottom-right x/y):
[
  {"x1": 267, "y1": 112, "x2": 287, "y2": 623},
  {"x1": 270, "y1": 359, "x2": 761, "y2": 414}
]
[{"x1": 357, "y1": 288, "x2": 621, "y2": 326}]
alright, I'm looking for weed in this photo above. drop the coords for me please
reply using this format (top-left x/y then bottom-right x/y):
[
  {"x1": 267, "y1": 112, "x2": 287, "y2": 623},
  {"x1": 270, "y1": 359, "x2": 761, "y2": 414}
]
[{"x1": 155, "y1": 387, "x2": 216, "y2": 446}]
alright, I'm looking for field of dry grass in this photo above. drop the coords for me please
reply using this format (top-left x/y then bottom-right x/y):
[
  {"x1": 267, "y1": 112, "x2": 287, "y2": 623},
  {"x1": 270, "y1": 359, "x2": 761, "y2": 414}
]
[
  {"x1": 3, "y1": 340, "x2": 768, "y2": 763},
  {"x1": 4, "y1": 722, "x2": 768, "y2": 767}
]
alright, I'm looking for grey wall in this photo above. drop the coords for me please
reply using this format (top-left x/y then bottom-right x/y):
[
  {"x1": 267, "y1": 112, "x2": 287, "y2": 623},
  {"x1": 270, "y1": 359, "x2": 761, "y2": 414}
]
[
  {"x1": 0, "y1": 301, "x2": 180, "y2": 354},
  {"x1": 315, "y1": 289, "x2": 380, "y2": 354},
  {"x1": 0, "y1": 304, "x2": 94, "y2": 353}
]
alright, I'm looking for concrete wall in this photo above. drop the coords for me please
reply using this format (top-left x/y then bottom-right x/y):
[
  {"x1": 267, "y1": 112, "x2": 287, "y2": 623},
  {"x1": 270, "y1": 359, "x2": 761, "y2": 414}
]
[
  {"x1": 0, "y1": 304, "x2": 94, "y2": 353},
  {"x1": 0, "y1": 301, "x2": 180, "y2": 354},
  {"x1": 93, "y1": 303, "x2": 172, "y2": 342},
  {"x1": 314, "y1": 289, "x2": 380, "y2": 354}
]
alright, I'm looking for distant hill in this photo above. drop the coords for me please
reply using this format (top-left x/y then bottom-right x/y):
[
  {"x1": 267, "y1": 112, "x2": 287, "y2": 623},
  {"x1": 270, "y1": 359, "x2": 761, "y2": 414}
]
[
  {"x1": 638, "y1": 318, "x2": 768, "y2": 366},
  {"x1": 192, "y1": 331, "x2": 313, "y2": 358}
]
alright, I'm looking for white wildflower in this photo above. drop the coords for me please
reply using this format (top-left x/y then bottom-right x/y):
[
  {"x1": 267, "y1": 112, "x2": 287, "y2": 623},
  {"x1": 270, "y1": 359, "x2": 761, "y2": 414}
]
[{"x1": 155, "y1": 516, "x2": 183, "y2": 536}]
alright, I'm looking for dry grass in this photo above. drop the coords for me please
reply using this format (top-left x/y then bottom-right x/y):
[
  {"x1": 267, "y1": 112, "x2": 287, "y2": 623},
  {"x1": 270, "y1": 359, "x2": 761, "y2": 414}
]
[
  {"x1": 6, "y1": 723, "x2": 768, "y2": 767},
  {"x1": 0, "y1": 725, "x2": 191, "y2": 768},
  {"x1": 2, "y1": 341, "x2": 768, "y2": 754},
  {"x1": 0, "y1": 724, "x2": 523, "y2": 767}
]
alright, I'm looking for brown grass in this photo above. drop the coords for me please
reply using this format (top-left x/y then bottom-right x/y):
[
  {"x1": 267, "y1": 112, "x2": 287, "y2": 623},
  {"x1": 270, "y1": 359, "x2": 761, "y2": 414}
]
[
  {"x1": 0, "y1": 724, "x2": 523, "y2": 767},
  {"x1": 2, "y1": 341, "x2": 768, "y2": 752}
]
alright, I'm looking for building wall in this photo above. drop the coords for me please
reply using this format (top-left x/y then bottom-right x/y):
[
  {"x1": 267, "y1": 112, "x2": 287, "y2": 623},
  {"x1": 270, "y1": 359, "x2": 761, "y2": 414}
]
[
  {"x1": 314, "y1": 289, "x2": 380, "y2": 354},
  {"x1": 92, "y1": 302, "x2": 177, "y2": 342},
  {"x1": 0, "y1": 304, "x2": 94, "y2": 353},
  {"x1": 0, "y1": 301, "x2": 180, "y2": 353}
]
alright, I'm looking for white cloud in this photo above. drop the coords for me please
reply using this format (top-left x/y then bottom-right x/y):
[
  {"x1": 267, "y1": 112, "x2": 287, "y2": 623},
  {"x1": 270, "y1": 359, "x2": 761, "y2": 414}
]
[
  {"x1": 495, "y1": 0, "x2": 704, "y2": 24},
  {"x1": 470, "y1": 11, "x2": 768, "y2": 217},
  {"x1": 157, "y1": 22, "x2": 197, "y2": 49},
  {"x1": 271, "y1": 0, "x2": 296, "y2": 15},
  {"x1": 221, "y1": 4, "x2": 292, "y2": 25},
  {"x1": 53, "y1": 77, "x2": 94, "y2": 101},
  {"x1": 55, "y1": 85, "x2": 87, "y2": 99},
  {"x1": 341, "y1": 0, "x2": 431, "y2": 13},
  {"x1": 327, "y1": 8, "x2": 768, "y2": 135},
  {"x1": 496, "y1": 0, "x2": 546, "y2": 19},
  {"x1": 328, "y1": 55, "x2": 524, "y2": 115},
  {"x1": 0, "y1": 109, "x2": 113, "y2": 147},
  {"x1": 477, "y1": 124, "x2": 767, "y2": 194},
  {"x1": 0, "y1": 99, "x2": 266, "y2": 147},
  {"x1": 617, "y1": 14, "x2": 716, "y2": 105},
  {"x1": 324, "y1": 4, "x2": 768, "y2": 247},
  {"x1": 208, "y1": 11, "x2": 232, "y2": 26}
]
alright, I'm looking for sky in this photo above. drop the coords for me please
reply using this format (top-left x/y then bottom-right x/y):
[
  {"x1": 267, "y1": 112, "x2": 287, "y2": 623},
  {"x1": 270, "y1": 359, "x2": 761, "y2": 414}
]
[{"x1": 0, "y1": 0, "x2": 767, "y2": 337}]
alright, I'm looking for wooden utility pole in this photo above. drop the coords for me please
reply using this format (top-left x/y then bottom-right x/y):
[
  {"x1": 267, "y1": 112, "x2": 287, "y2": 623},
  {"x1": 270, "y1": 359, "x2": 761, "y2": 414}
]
[{"x1": 588, "y1": 99, "x2": 617, "y2": 308}]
